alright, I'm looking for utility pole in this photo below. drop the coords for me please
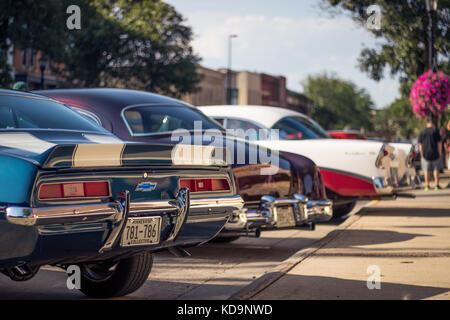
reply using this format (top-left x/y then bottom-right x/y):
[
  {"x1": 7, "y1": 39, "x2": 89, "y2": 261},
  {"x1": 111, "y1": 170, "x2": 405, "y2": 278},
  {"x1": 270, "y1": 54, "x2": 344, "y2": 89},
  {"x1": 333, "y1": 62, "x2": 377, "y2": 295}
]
[
  {"x1": 425, "y1": 0, "x2": 438, "y2": 72},
  {"x1": 226, "y1": 34, "x2": 237, "y2": 105},
  {"x1": 39, "y1": 55, "x2": 48, "y2": 90}
]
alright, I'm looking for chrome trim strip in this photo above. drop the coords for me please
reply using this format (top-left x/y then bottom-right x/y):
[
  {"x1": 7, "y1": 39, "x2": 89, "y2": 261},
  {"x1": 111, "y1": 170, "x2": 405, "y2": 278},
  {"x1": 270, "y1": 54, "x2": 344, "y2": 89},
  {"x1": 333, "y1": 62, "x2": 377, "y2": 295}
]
[
  {"x1": 167, "y1": 188, "x2": 190, "y2": 241},
  {"x1": 305, "y1": 200, "x2": 333, "y2": 222},
  {"x1": 224, "y1": 194, "x2": 333, "y2": 232},
  {"x1": 6, "y1": 203, "x2": 122, "y2": 226},
  {"x1": 372, "y1": 175, "x2": 417, "y2": 195},
  {"x1": 375, "y1": 144, "x2": 387, "y2": 168},
  {"x1": 99, "y1": 190, "x2": 130, "y2": 253},
  {"x1": 5, "y1": 195, "x2": 244, "y2": 226}
]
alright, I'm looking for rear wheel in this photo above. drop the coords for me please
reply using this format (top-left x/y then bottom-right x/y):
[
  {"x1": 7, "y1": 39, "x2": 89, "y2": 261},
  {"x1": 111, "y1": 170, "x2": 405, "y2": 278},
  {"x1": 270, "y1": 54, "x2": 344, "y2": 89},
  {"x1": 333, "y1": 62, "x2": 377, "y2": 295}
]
[
  {"x1": 333, "y1": 202, "x2": 356, "y2": 218},
  {"x1": 78, "y1": 252, "x2": 153, "y2": 298}
]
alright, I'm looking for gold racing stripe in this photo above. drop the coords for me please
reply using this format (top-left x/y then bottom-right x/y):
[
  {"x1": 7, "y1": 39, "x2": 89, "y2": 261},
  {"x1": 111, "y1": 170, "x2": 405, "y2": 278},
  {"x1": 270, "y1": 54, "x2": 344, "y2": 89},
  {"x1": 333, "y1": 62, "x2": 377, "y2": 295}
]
[{"x1": 72, "y1": 144, "x2": 125, "y2": 167}]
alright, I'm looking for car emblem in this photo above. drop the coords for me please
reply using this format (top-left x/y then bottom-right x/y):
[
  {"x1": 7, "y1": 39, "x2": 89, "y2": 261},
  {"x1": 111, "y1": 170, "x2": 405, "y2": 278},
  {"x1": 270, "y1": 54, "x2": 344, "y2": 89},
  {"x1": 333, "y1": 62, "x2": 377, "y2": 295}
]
[{"x1": 135, "y1": 182, "x2": 157, "y2": 192}]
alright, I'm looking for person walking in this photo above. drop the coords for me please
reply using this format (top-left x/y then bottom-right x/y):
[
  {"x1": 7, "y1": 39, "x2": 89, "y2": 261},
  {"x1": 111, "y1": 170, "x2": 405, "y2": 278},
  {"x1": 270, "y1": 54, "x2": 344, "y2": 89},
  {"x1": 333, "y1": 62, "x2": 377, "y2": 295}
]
[
  {"x1": 446, "y1": 120, "x2": 450, "y2": 169},
  {"x1": 439, "y1": 126, "x2": 448, "y2": 170},
  {"x1": 418, "y1": 115, "x2": 442, "y2": 191}
]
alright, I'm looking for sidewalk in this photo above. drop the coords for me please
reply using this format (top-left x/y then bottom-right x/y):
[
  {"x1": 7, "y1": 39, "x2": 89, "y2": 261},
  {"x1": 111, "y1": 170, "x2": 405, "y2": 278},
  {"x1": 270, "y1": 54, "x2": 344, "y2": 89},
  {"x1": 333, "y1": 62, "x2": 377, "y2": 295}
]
[{"x1": 246, "y1": 186, "x2": 450, "y2": 300}]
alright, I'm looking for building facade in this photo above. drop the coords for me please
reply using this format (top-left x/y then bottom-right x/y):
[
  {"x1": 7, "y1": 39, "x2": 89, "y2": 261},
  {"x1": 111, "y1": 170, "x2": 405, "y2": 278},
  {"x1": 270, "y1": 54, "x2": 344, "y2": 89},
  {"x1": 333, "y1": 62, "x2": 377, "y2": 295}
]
[
  {"x1": 236, "y1": 71, "x2": 262, "y2": 105},
  {"x1": 286, "y1": 89, "x2": 313, "y2": 116},
  {"x1": 183, "y1": 65, "x2": 227, "y2": 106},
  {"x1": 261, "y1": 73, "x2": 287, "y2": 107},
  {"x1": 181, "y1": 65, "x2": 312, "y2": 114},
  {"x1": 12, "y1": 46, "x2": 62, "y2": 90}
]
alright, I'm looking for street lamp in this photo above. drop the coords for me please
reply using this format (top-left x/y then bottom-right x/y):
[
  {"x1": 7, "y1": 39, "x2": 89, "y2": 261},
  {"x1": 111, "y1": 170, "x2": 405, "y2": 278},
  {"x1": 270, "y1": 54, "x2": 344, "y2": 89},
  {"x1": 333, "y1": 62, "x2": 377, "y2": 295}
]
[
  {"x1": 425, "y1": 0, "x2": 438, "y2": 72},
  {"x1": 226, "y1": 34, "x2": 237, "y2": 105},
  {"x1": 39, "y1": 55, "x2": 48, "y2": 89}
]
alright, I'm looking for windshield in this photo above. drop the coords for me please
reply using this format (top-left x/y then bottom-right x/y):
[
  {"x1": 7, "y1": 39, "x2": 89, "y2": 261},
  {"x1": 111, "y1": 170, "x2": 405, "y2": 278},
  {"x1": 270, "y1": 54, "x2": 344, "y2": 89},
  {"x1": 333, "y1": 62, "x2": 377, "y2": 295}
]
[
  {"x1": 272, "y1": 116, "x2": 330, "y2": 140},
  {"x1": 123, "y1": 105, "x2": 224, "y2": 134},
  {"x1": 0, "y1": 94, "x2": 107, "y2": 133}
]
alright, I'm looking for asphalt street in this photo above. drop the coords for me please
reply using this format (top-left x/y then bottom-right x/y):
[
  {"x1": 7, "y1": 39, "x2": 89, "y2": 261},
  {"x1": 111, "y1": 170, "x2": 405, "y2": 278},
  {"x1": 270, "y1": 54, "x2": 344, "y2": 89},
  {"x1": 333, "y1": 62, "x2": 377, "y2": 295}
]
[
  {"x1": 0, "y1": 205, "x2": 351, "y2": 299},
  {"x1": 1, "y1": 178, "x2": 448, "y2": 300}
]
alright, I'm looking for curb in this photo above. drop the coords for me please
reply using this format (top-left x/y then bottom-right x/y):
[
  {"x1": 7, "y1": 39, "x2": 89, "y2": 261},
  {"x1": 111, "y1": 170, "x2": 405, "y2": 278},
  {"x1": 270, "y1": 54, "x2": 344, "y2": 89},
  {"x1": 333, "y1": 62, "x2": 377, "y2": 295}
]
[{"x1": 228, "y1": 208, "x2": 367, "y2": 300}]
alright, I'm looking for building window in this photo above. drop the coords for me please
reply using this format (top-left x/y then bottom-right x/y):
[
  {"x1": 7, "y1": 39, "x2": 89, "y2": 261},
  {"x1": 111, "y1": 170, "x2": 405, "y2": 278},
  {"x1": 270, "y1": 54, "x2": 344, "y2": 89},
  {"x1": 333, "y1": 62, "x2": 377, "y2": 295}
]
[
  {"x1": 230, "y1": 88, "x2": 239, "y2": 105},
  {"x1": 22, "y1": 49, "x2": 27, "y2": 66},
  {"x1": 30, "y1": 49, "x2": 36, "y2": 68}
]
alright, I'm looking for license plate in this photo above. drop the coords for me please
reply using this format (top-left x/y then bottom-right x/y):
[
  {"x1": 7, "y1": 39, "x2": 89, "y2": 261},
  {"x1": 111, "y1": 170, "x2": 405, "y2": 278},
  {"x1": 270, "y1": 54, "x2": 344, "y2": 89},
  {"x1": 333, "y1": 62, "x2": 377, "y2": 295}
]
[
  {"x1": 120, "y1": 217, "x2": 161, "y2": 247},
  {"x1": 276, "y1": 206, "x2": 296, "y2": 228}
]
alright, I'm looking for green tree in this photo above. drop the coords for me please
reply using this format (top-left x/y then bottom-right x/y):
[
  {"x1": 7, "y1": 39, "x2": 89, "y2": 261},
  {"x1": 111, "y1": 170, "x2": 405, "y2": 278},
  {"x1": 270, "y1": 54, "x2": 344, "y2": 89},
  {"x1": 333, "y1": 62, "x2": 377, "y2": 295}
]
[
  {"x1": 0, "y1": 0, "x2": 68, "y2": 87},
  {"x1": 373, "y1": 97, "x2": 424, "y2": 140},
  {"x1": 321, "y1": 0, "x2": 450, "y2": 95},
  {"x1": 61, "y1": 0, "x2": 201, "y2": 98},
  {"x1": 0, "y1": 49, "x2": 12, "y2": 87},
  {"x1": 303, "y1": 72, "x2": 375, "y2": 131},
  {"x1": 59, "y1": 0, "x2": 131, "y2": 88}
]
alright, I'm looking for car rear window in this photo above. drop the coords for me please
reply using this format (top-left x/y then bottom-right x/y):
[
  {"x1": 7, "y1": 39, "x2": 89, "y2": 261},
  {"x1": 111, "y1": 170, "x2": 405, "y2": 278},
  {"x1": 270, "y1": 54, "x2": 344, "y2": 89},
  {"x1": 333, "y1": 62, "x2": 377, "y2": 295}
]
[
  {"x1": 0, "y1": 94, "x2": 107, "y2": 133},
  {"x1": 123, "y1": 105, "x2": 222, "y2": 134}
]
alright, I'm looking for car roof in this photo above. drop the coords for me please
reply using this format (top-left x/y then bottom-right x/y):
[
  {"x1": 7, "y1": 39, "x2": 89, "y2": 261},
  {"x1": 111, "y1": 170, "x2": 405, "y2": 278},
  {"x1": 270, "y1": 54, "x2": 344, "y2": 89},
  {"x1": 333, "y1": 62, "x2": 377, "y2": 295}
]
[
  {"x1": 198, "y1": 105, "x2": 308, "y2": 128},
  {"x1": 0, "y1": 88, "x2": 59, "y2": 101},
  {"x1": 35, "y1": 88, "x2": 192, "y2": 111}
]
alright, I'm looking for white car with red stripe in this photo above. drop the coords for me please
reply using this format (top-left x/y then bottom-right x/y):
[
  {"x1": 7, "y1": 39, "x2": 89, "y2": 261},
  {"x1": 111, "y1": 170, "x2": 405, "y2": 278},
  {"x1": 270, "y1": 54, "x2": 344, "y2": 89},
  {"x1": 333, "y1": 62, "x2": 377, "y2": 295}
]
[{"x1": 199, "y1": 105, "x2": 419, "y2": 216}]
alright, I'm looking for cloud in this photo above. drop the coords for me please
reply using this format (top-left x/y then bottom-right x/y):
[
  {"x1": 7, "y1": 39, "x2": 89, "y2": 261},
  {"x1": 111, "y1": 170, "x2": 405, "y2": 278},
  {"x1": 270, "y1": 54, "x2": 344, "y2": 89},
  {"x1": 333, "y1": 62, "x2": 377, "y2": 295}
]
[{"x1": 181, "y1": 10, "x2": 399, "y2": 109}]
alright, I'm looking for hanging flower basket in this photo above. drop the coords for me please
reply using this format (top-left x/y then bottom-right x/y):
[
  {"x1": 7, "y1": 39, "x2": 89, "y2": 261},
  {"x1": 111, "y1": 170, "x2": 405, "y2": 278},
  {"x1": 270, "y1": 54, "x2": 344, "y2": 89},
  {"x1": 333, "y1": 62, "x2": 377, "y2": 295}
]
[{"x1": 409, "y1": 70, "x2": 450, "y2": 118}]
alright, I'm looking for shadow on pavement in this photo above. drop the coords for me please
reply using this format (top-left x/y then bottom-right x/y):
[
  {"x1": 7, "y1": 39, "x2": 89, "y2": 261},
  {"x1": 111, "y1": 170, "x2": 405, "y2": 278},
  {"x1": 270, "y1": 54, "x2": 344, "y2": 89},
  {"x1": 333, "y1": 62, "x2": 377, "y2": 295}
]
[
  {"x1": 361, "y1": 207, "x2": 450, "y2": 218},
  {"x1": 252, "y1": 274, "x2": 450, "y2": 300},
  {"x1": 0, "y1": 269, "x2": 243, "y2": 300},
  {"x1": 129, "y1": 279, "x2": 245, "y2": 300},
  {"x1": 413, "y1": 191, "x2": 450, "y2": 198},
  {"x1": 325, "y1": 229, "x2": 430, "y2": 248},
  {"x1": 0, "y1": 269, "x2": 84, "y2": 300}
]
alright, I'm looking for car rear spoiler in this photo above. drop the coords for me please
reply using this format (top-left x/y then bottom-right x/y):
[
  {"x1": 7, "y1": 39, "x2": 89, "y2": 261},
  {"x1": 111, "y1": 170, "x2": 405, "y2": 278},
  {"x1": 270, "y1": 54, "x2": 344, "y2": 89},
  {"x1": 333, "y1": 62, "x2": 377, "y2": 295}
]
[{"x1": 42, "y1": 143, "x2": 229, "y2": 169}]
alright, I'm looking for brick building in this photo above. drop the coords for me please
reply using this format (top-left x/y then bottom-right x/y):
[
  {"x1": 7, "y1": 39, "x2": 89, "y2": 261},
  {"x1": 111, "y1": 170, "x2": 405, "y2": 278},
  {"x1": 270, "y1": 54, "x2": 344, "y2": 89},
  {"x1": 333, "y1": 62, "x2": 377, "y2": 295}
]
[
  {"x1": 183, "y1": 65, "x2": 227, "y2": 106},
  {"x1": 181, "y1": 65, "x2": 311, "y2": 113},
  {"x1": 12, "y1": 46, "x2": 62, "y2": 90},
  {"x1": 286, "y1": 89, "x2": 313, "y2": 116},
  {"x1": 261, "y1": 73, "x2": 287, "y2": 107}
]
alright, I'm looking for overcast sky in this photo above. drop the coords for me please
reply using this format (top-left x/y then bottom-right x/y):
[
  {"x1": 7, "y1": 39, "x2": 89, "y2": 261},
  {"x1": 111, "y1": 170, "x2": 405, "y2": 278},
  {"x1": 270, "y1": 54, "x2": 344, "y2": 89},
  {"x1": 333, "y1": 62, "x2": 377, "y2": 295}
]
[{"x1": 165, "y1": 0, "x2": 401, "y2": 109}]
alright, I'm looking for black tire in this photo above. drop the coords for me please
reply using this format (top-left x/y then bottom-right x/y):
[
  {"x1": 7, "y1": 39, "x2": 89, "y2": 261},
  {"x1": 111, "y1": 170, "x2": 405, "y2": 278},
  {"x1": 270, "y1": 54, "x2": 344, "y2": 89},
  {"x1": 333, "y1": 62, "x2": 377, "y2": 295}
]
[
  {"x1": 333, "y1": 202, "x2": 356, "y2": 218},
  {"x1": 79, "y1": 252, "x2": 153, "y2": 298},
  {"x1": 210, "y1": 235, "x2": 241, "y2": 243}
]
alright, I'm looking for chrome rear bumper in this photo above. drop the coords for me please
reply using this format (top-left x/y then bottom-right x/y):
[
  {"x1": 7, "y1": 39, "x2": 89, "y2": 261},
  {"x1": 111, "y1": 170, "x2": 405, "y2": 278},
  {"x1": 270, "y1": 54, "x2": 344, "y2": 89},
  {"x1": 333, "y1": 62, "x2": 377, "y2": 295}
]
[
  {"x1": 5, "y1": 193, "x2": 244, "y2": 227},
  {"x1": 223, "y1": 193, "x2": 333, "y2": 233},
  {"x1": 373, "y1": 172, "x2": 421, "y2": 195},
  {"x1": 3, "y1": 191, "x2": 244, "y2": 253}
]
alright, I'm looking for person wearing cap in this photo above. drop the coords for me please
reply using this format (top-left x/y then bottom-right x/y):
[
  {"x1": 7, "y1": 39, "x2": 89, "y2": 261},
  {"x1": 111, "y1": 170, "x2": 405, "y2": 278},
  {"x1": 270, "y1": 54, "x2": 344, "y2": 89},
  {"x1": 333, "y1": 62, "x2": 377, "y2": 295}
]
[
  {"x1": 418, "y1": 115, "x2": 442, "y2": 190},
  {"x1": 12, "y1": 81, "x2": 28, "y2": 91}
]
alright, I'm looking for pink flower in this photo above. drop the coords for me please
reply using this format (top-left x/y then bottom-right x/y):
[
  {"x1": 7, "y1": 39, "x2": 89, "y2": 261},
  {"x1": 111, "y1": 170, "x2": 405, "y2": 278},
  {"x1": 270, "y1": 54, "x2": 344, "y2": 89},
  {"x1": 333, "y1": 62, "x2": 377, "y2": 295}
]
[{"x1": 410, "y1": 70, "x2": 450, "y2": 118}]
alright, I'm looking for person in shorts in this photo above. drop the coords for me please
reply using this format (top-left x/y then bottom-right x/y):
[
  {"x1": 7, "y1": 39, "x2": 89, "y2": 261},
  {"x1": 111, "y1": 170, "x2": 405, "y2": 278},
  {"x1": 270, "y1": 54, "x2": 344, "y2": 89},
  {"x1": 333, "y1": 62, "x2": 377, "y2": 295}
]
[{"x1": 418, "y1": 115, "x2": 442, "y2": 191}]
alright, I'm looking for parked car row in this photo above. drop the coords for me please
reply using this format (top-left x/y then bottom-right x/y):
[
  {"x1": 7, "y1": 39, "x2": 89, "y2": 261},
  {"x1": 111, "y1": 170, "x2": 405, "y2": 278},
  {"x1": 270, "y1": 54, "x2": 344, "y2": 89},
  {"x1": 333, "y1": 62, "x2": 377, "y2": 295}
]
[
  {"x1": 0, "y1": 89, "x2": 418, "y2": 298},
  {"x1": 199, "y1": 105, "x2": 420, "y2": 215}
]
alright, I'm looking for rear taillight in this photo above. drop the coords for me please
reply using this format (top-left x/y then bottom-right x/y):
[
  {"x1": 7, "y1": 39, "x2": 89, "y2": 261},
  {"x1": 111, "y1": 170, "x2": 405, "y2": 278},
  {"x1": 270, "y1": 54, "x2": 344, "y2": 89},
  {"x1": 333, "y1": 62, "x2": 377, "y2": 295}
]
[
  {"x1": 179, "y1": 178, "x2": 230, "y2": 192},
  {"x1": 38, "y1": 181, "x2": 110, "y2": 200}
]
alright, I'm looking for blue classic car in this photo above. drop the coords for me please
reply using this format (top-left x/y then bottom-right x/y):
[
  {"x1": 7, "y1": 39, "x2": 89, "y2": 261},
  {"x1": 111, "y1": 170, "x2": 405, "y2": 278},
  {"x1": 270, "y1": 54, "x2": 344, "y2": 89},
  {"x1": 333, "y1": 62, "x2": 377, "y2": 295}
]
[{"x1": 0, "y1": 89, "x2": 243, "y2": 297}]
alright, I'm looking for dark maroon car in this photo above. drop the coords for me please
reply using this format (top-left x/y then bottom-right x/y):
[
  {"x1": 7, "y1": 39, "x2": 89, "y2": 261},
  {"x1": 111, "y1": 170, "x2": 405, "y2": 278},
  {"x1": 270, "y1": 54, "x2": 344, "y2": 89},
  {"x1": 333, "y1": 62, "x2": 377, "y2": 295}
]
[{"x1": 37, "y1": 89, "x2": 332, "y2": 241}]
